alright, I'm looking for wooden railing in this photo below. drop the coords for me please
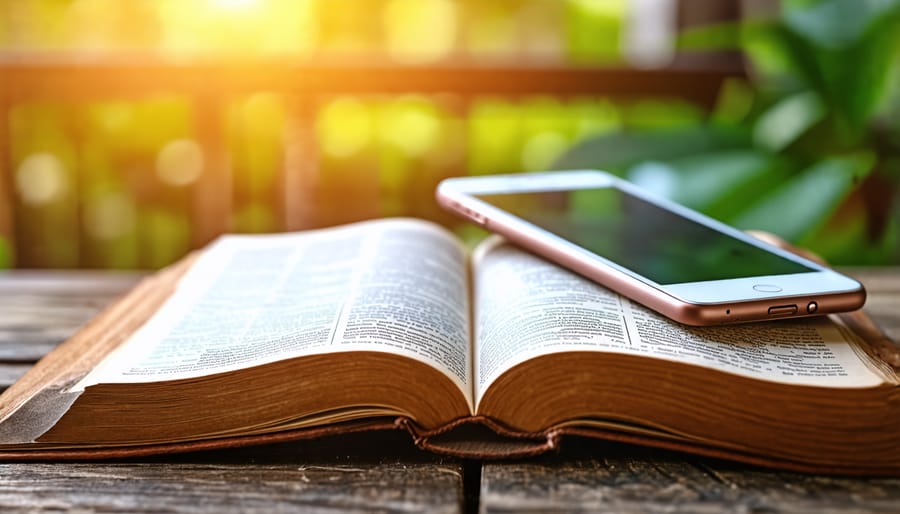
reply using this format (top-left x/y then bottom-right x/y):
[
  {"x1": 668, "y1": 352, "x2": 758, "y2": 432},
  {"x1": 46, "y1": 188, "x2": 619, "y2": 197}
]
[{"x1": 0, "y1": 55, "x2": 741, "y2": 268}]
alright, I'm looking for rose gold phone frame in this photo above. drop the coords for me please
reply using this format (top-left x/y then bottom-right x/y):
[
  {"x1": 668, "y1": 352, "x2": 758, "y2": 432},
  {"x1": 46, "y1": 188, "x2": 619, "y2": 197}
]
[{"x1": 437, "y1": 172, "x2": 866, "y2": 326}]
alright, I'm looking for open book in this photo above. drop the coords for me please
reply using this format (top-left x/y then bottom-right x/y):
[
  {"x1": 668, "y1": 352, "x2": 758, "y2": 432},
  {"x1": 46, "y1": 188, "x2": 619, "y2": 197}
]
[{"x1": 1, "y1": 219, "x2": 898, "y2": 473}]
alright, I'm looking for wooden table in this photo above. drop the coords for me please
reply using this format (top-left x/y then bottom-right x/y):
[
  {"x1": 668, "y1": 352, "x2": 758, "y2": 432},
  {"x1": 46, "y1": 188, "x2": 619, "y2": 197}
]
[{"x1": 1, "y1": 269, "x2": 898, "y2": 513}]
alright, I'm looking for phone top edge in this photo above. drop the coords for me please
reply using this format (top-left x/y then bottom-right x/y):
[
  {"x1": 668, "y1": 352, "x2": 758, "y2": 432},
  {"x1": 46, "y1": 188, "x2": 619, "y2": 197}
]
[
  {"x1": 439, "y1": 170, "x2": 836, "y2": 279},
  {"x1": 439, "y1": 170, "x2": 617, "y2": 194},
  {"x1": 437, "y1": 171, "x2": 867, "y2": 325}
]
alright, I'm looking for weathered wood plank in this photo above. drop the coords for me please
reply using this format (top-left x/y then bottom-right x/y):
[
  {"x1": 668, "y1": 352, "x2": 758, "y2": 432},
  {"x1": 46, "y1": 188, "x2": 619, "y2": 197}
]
[
  {"x1": 0, "y1": 462, "x2": 463, "y2": 513},
  {"x1": 0, "y1": 272, "x2": 141, "y2": 361},
  {"x1": 0, "y1": 422, "x2": 467, "y2": 512},
  {"x1": 0, "y1": 363, "x2": 29, "y2": 391},
  {"x1": 481, "y1": 440, "x2": 900, "y2": 514},
  {"x1": 0, "y1": 270, "x2": 142, "y2": 294},
  {"x1": 0, "y1": 431, "x2": 465, "y2": 513}
]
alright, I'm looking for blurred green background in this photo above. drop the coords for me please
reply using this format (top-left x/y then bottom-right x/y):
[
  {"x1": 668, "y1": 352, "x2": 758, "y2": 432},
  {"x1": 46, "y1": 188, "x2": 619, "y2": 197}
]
[{"x1": 1, "y1": 0, "x2": 898, "y2": 269}]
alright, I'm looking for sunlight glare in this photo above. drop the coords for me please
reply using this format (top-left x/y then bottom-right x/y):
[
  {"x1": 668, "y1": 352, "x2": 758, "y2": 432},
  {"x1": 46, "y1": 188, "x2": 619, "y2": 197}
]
[
  {"x1": 160, "y1": 0, "x2": 316, "y2": 55},
  {"x1": 212, "y1": 0, "x2": 257, "y2": 11},
  {"x1": 384, "y1": 0, "x2": 456, "y2": 63}
]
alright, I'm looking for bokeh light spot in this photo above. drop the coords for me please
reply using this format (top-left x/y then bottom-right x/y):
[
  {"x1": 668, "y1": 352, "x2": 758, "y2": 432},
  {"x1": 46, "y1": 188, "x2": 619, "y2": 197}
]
[
  {"x1": 317, "y1": 97, "x2": 373, "y2": 159},
  {"x1": 156, "y1": 139, "x2": 205, "y2": 186},
  {"x1": 85, "y1": 192, "x2": 136, "y2": 240},
  {"x1": 15, "y1": 153, "x2": 69, "y2": 206},
  {"x1": 381, "y1": 99, "x2": 442, "y2": 157}
]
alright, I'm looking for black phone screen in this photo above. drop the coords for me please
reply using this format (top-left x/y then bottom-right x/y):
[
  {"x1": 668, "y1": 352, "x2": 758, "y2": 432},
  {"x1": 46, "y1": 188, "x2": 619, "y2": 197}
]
[{"x1": 475, "y1": 187, "x2": 813, "y2": 285}]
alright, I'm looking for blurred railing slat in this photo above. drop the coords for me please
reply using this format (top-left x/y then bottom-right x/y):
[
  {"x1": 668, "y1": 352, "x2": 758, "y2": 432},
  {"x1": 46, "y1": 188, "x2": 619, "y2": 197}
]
[
  {"x1": 282, "y1": 99, "x2": 321, "y2": 232},
  {"x1": 192, "y1": 93, "x2": 232, "y2": 248},
  {"x1": 0, "y1": 56, "x2": 736, "y2": 104},
  {"x1": 0, "y1": 87, "x2": 12, "y2": 257}
]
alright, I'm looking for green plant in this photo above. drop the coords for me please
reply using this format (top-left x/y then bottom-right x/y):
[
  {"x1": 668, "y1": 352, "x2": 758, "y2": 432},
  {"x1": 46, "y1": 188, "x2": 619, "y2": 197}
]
[{"x1": 555, "y1": 0, "x2": 900, "y2": 265}]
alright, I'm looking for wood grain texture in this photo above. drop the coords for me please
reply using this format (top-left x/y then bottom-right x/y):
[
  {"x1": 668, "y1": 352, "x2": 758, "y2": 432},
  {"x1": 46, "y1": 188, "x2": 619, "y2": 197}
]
[
  {"x1": 0, "y1": 272, "x2": 141, "y2": 362},
  {"x1": 0, "y1": 458, "x2": 464, "y2": 514},
  {"x1": 481, "y1": 440, "x2": 900, "y2": 514},
  {"x1": 0, "y1": 431, "x2": 466, "y2": 513}
]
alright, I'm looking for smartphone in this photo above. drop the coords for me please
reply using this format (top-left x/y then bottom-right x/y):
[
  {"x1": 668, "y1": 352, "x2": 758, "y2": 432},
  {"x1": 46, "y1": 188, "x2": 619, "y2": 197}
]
[{"x1": 436, "y1": 170, "x2": 866, "y2": 326}]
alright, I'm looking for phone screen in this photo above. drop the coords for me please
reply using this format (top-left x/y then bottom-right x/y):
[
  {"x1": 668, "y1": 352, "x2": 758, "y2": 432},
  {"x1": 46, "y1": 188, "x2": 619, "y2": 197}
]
[{"x1": 475, "y1": 187, "x2": 814, "y2": 285}]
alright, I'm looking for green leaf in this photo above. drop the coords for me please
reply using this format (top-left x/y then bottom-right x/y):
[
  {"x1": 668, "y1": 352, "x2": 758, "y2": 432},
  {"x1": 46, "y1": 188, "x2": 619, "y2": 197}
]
[
  {"x1": 552, "y1": 125, "x2": 749, "y2": 174},
  {"x1": 783, "y1": 0, "x2": 899, "y2": 50},
  {"x1": 712, "y1": 78, "x2": 755, "y2": 124},
  {"x1": 799, "y1": 195, "x2": 880, "y2": 265},
  {"x1": 772, "y1": 1, "x2": 900, "y2": 136},
  {"x1": 834, "y1": 5, "x2": 900, "y2": 131},
  {"x1": 741, "y1": 21, "x2": 827, "y2": 92},
  {"x1": 628, "y1": 150, "x2": 762, "y2": 207},
  {"x1": 732, "y1": 154, "x2": 876, "y2": 242},
  {"x1": 753, "y1": 91, "x2": 825, "y2": 151}
]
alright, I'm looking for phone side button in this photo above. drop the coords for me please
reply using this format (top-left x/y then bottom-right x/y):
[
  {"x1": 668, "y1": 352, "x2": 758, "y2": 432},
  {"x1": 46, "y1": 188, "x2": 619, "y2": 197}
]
[
  {"x1": 470, "y1": 212, "x2": 487, "y2": 226},
  {"x1": 768, "y1": 305, "x2": 798, "y2": 316}
]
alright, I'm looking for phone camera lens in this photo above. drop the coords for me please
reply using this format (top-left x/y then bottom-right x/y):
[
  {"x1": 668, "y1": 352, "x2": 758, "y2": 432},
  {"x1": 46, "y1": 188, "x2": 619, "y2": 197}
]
[{"x1": 807, "y1": 302, "x2": 818, "y2": 314}]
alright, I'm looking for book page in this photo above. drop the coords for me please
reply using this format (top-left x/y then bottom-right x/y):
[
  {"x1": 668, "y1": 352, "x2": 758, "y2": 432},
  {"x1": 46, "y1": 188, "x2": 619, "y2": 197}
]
[
  {"x1": 472, "y1": 238, "x2": 884, "y2": 404},
  {"x1": 74, "y1": 219, "x2": 471, "y2": 402}
]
